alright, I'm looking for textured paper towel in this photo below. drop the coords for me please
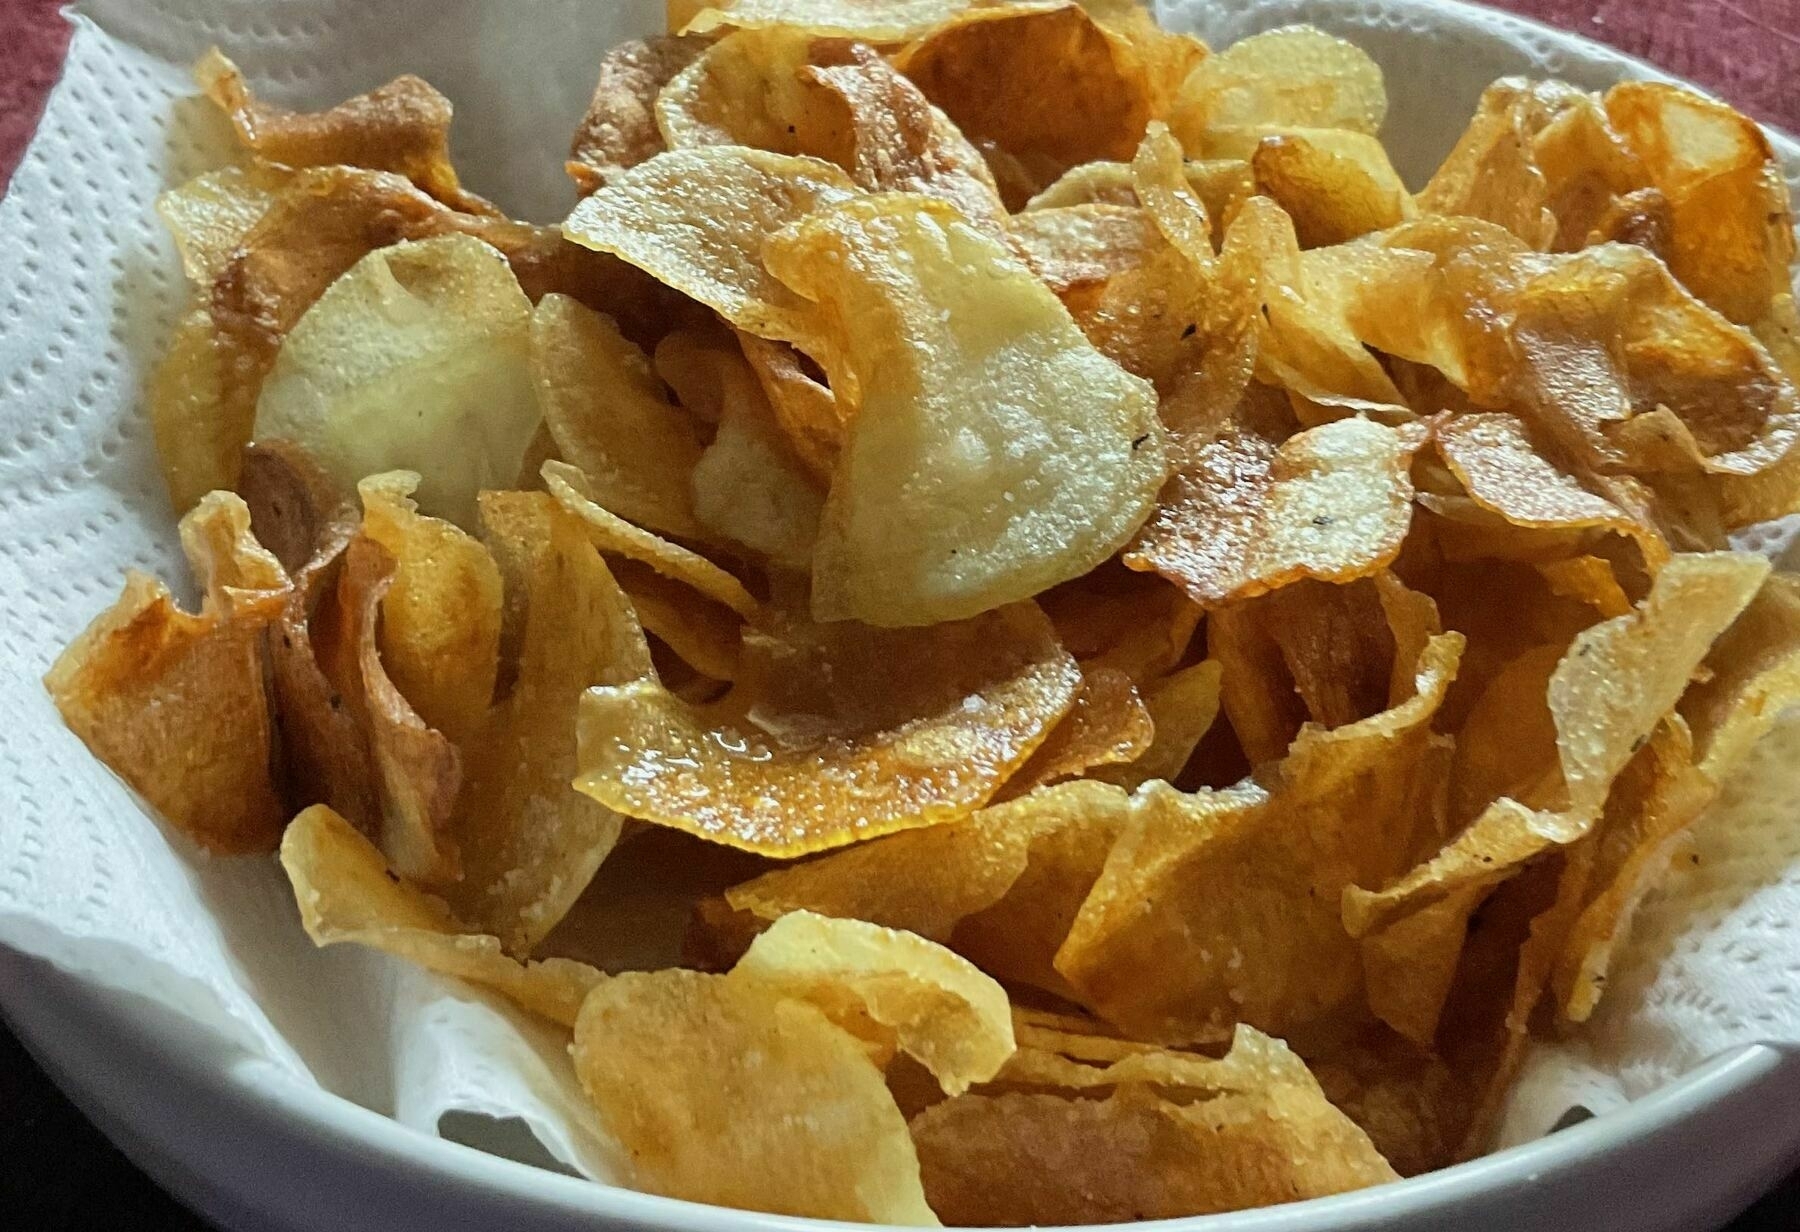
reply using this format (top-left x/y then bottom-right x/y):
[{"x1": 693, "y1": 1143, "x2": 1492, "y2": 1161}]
[{"x1": 0, "y1": 0, "x2": 1796, "y2": 1192}]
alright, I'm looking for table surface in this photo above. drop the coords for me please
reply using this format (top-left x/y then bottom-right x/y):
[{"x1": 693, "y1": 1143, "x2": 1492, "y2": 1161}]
[{"x1": 1, "y1": 0, "x2": 1798, "y2": 1227}]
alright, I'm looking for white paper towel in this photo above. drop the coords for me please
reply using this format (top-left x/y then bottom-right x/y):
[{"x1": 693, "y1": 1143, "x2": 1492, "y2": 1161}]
[{"x1": 0, "y1": 0, "x2": 1795, "y2": 1193}]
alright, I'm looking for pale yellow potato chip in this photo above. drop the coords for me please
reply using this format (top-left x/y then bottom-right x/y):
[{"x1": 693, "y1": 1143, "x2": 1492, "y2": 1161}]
[
  {"x1": 575, "y1": 604, "x2": 1079, "y2": 855},
  {"x1": 561, "y1": 145, "x2": 858, "y2": 343},
  {"x1": 765, "y1": 194, "x2": 1166, "y2": 626},
  {"x1": 281, "y1": 804, "x2": 602, "y2": 1026},
  {"x1": 531, "y1": 293, "x2": 707, "y2": 539},
  {"x1": 689, "y1": 355, "x2": 825, "y2": 570},
  {"x1": 45, "y1": 492, "x2": 290, "y2": 854},
  {"x1": 571, "y1": 967, "x2": 936, "y2": 1223},
  {"x1": 155, "y1": 163, "x2": 292, "y2": 286},
  {"x1": 1008, "y1": 203, "x2": 1164, "y2": 292},
  {"x1": 731, "y1": 910, "x2": 1014, "y2": 1094},
  {"x1": 1172, "y1": 25, "x2": 1387, "y2": 147}
]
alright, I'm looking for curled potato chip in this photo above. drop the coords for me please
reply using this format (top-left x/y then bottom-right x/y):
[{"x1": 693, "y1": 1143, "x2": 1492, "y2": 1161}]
[
  {"x1": 999, "y1": 666, "x2": 1153, "y2": 797},
  {"x1": 1241, "y1": 126, "x2": 1412, "y2": 248},
  {"x1": 1360, "y1": 883, "x2": 1487, "y2": 1047},
  {"x1": 894, "y1": 3, "x2": 1155, "y2": 206},
  {"x1": 356, "y1": 472, "x2": 502, "y2": 746},
  {"x1": 1025, "y1": 155, "x2": 1255, "y2": 226},
  {"x1": 1058, "y1": 631, "x2": 1462, "y2": 1041},
  {"x1": 531, "y1": 293, "x2": 706, "y2": 539},
  {"x1": 572, "y1": 967, "x2": 936, "y2": 1223},
  {"x1": 45, "y1": 492, "x2": 290, "y2": 854},
  {"x1": 1171, "y1": 25, "x2": 1387, "y2": 149},
  {"x1": 282, "y1": 804, "x2": 602, "y2": 1025},
  {"x1": 609, "y1": 557, "x2": 744, "y2": 682},
  {"x1": 543, "y1": 460, "x2": 764, "y2": 620},
  {"x1": 567, "y1": 36, "x2": 706, "y2": 192},
  {"x1": 1345, "y1": 552, "x2": 1769, "y2": 934},
  {"x1": 155, "y1": 163, "x2": 293, "y2": 287},
  {"x1": 912, "y1": 1026, "x2": 1396, "y2": 1224},
  {"x1": 254, "y1": 234, "x2": 541, "y2": 529},
  {"x1": 732, "y1": 910, "x2": 1015, "y2": 1094},
  {"x1": 1008, "y1": 203, "x2": 1163, "y2": 292},
  {"x1": 736, "y1": 331, "x2": 843, "y2": 481},
  {"x1": 679, "y1": 0, "x2": 1051, "y2": 41},
  {"x1": 562, "y1": 146, "x2": 858, "y2": 342},
  {"x1": 1127, "y1": 414, "x2": 1423, "y2": 608},
  {"x1": 576, "y1": 603, "x2": 1079, "y2": 855},
  {"x1": 1094, "y1": 657, "x2": 1223, "y2": 789},
  {"x1": 766, "y1": 194, "x2": 1166, "y2": 626},
  {"x1": 689, "y1": 353, "x2": 825, "y2": 569},
  {"x1": 656, "y1": 26, "x2": 855, "y2": 161},
  {"x1": 1416, "y1": 79, "x2": 1587, "y2": 249},
  {"x1": 195, "y1": 48, "x2": 495, "y2": 215},
  {"x1": 436, "y1": 491, "x2": 653, "y2": 953}
]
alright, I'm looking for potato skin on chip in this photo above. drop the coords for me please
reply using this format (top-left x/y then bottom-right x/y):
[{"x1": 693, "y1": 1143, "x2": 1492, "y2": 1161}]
[
  {"x1": 576, "y1": 603, "x2": 1079, "y2": 855},
  {"x1": 281, "y1": 804, "x2": 602, "y2": 1026},
  {"x1": 572, "y1": 968, "x2": 937, "y2": 1224},
  {"x1": 46, "y1": 493, "x2": 290, "y2": 854},
  {"x1": 766, "y1": 194, "x2": 1166, "y2": 626}
]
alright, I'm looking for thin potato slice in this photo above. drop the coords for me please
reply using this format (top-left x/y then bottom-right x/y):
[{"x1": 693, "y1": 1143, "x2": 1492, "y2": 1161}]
[
  {"x1": 155, "y1": 163, "x2": 292, "y2": 287},
  {"x1": 1172, "y1": 25, "x2": 1387, "y2": 148},
  {"x1": 1243, "y1": 125, "x2": 1412, "y2": 248},
  {"x1": 572, "y1": 968, "x2": 936, "y2": 1224},
  {"x1": 441, "y1": 492, "x2": 653, "y2": 954},
  {"x1": 567, "y1": 36, "x2": 706, "y2": 192},
  {"x1": 195, "y1": 48, "x2": 494, "y2": 215},
  {"x1": 737, "y1": 331, "x2": 843, "y2": 481},
  {"x1": 732, "y1": 910, "x2": 1014, "y2": 1094},
  {"x1": 253, "y1": 234, "x2": 541, "y2": 529},
  {"x1": 45, "y1": 493, "x2": 290, "y2": 854},
  {"x1": 689, "y1": 355, "x2": 825, "y2": 570},
  {"x1": 281, "y1": 804, "x2": 602, "y2": 1026},
  {"x1": 679, "y1": 0, "x2": 1056, "y2": 41},
  {"x1": 999, "y1": 666, "x2": 1153, "y2": 797},
  {"x1": 531, "y1": 293, "x2": 706, "y2": 539},
  {"x1": 1057, "y1": 631, "x2": 1463, "y2": 1041},
  {"x1": 561, "y1": 146, "x2": 858, "y2": 343},
  {"x1": 1009, "y1": 203, "x2": 1164, "y2": 292},
  {"x1": 575, "y1": 603, "x2": 1080, "y2": 855},
  {"x1": 611, "y1": 557, "x2": 744, "y2": 682},
  {"x1": 766, "y1": 194, "x2": 1166, "y2": 626},
  {"x1": 1127, "y1": 415, "x2": 1423, "y2": 608},
  {"x1": 1094, "y1": 658, "x2": 1224, "y2": 789},
  {"x1": 656, "y1": 27, "x2": 855, "y2": 163}
]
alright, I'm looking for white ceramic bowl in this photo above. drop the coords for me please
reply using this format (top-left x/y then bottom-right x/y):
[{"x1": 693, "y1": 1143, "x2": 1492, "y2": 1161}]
[{"x1": 5, "y1": 2, "x2": 1800, "y2": 1230}]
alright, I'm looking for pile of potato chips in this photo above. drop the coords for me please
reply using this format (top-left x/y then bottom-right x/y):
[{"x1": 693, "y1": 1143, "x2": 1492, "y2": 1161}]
[{"x1": 46, "y1": 0, "x2": 1800, "y2": 1223}]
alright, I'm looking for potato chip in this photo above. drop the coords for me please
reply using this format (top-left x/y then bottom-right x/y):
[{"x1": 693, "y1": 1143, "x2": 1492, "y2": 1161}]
[
  {"x1": 155, "y1": 162, "x2": 292, "y2": 287},
  {"x1": 571, "y1": 967, "x2": 935, "y2": 1223},
  {"x1": 1361, "y1": 884, "x2": 1487, "y2": 1047},
  {"x1": 281, "y1": 804, "x2": 602, "y2": 1026},
  {"x1": 736, "y1": 331, "x2": 843, "y2": 481},
  {"x1": 1681, "y1": 572, "x2": 1800, "y2": 782},
  {"x1": 1127, "y1": 415, "x2": 1422, "y2": 608},
  {"x1": 894, "y1": 3, "x2": 1155, "y2": 207},
  {"x1": 657, "y1": 26, "x2": 857, "y2": 163},
  {"x1": 438, "y1": 492, "x2": 653, "y2": 953},
  {"x1": 1094, "y1": 657, "x2": 1223, "y2": 789},
  {"x1": 999, "y1": 666, "x2": 1153, "y2": 797},
  {"x1": 195, "y1": 48, "x2": 494, "y2": 216},
  {"x1": 561, "y1": 146, "x2": 858, "y2": 342},
  {"x1": 1240, "y1": 126, "x2": 1411, "y2": 248},
  {"x1": 678, "y1": 0, "x2": 1052, "y2": 41},
  {"x1": 1345, "y1": 552, "x2": 1768, "y2": 933},
  {"x1": 543, "y1": 460, "x2": 764, "y2": 620},
  {"x1": 1025, "y1": 154, "x2": 1254, "y2": 225},
  {"x1": 912, "y1": 1027, "x2": 1396, "y2": 1224},
  {"x1": 45, "y1": 492, "x2": 290, "y2": 854},
  {"x1": 575, "y1": 603, "x2": 1079, "y2": 855},
  {"x1": 765, "y1": 194, "x2": 1166, "y2": 625},
  {"x1": 609, "y1": 557, "x2": 744, "y2": 682},
  {"x1": 531, "y1": 293, "x2": 707, "y2": 539},
  {"x1": 732, "y1": 910, "x2": 1014, "y2": 1093},
  {"x1": 355, "y1": 472, "x2": 503, "y2": 746},
  {"x1": 1008, "y1": 204, "x2": 1161, "y2": 294},
  {"x1": 689, "y1": 355, "x2": 826, "y2": 569},
  {"x1": 1171, "y1": 25, "x2": 1387, "y2": 148},
  {"x1": 567, "y1": 36, "x2": 707, "y2": 192},
  {"x1": 1057, "y1": 631, "x2": 1462, "y2": 1040},
  {"x1": 253, "y1": 234, "x2": 541, "y2": 529},
  {"x1": 1416, "y1": 79, "x2": 1586, "y2": 249}
]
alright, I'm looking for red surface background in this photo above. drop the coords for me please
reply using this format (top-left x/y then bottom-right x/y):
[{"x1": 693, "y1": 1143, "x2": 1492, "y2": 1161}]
[{"x1": 1, "y1": 0, "x2": 1796, "y2": 198}]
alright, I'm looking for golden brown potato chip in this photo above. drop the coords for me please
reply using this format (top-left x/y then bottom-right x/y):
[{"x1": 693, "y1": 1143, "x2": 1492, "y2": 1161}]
[
  {"x1": 195, "y1": 48, "x2": 494, "y2": 216},
  {"x1": 766, "y1": 194, "x2": 1166, "y2": 625},
  {"x1": 1360, "y1": 884, "x2": 1487, "y2": 1048},
  {"x1": 1416, "y1": 79, "x2": 1586, "y2": 249},
  {"x1": 45, "y1": 492, "x2": 290, "y2": 854},
  {"x1": 1128, "y1": 415, "x2": 1423, "y2": 608},
  {"x1": 732, "y1": 910, "x2": 1015, "y2": 1094},
  {"x1": 575, "y1": 603, "x2": 1079, "y2": 855},
  {"x1": 543, "y1": 460, "x2": 764, "y2": 620},
  {"x1": 254, "y1": 234, "x2": 541, "y2": 529},
  {"x1": 1606, "y1": 81, "x2": 1795, "y2": 325},
  {"x1": 736, "y1": 331, "x2": 844, "y2": 481},
  {"x1": 561, "y1": 145, "x2": 858, "y2": 342},
  {"x1": 999, "y1": 666, "x2": 1153, "y2": 797},
  {"x1": 282, "y1": 804, "x2": 602, "y2": 1025},
  {"x1": 439, "y1": 491, "x2": 654, "y2": 953},
  {"x1": 1345, "y1": 552, "x2": 1769, "y2": 934},
  {"x1": 1240, "y1": 125, "x2": 1411, "y2": 248},
  {"x1": 609, "y1": 557, "x2": 744, "y2": 682},
  {"x1": 1024, "y1": 155, "x2": 1254, "y2": 227},
  {"x1": 1171, "y1": 25, "x2": 1387, "y2": 149},
  {"x1": 1057, "y1": 630, "x2": 1462, "y2": 1040},
  {"x1": 1008, "y1": 203, "x2": 1163, "y2": 292},
  {"x1": 155, "y1": 163, "x2": 292, "y2": 287},
  {"x1": 567, "y1": 36, "x2": 707, "y2": 192},
  {"x1": 1039, "y1": 562, "x2": 1203, "y2": 684},
  {"x1": 894, "y1": 3, "x2": 1155, "y2": 207},
  {"x1": 356, "y1": 472, "x2": 503, "y2": 746},
  {"x1": 1094, "y1": 657, "x2": 1223, "y2": 789},
  {"x1": 657, "y1": 26, "x2": 857, "y2": 163},
  {"x1": 912, "y1": 1027, "x2": 1396, "y2": 1224},
  {"x1": 678, "y1": 0, "x2": 1052, "y2": 41},
  {"x1": 531, "y1": 293, "x2": 707, "y2": 539},
  {"x1": 1681, "y1": 572, "x2": 1800, "y2": 782},
  {"x1": 572, "y1": 967, "x2": 936, "y2": 1223}
]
